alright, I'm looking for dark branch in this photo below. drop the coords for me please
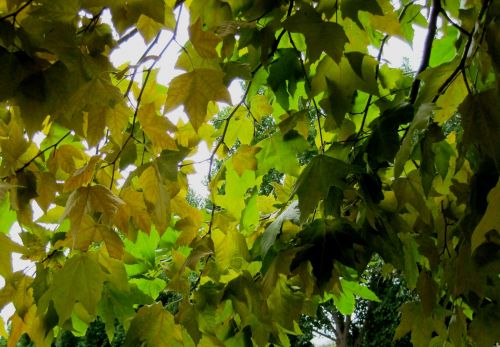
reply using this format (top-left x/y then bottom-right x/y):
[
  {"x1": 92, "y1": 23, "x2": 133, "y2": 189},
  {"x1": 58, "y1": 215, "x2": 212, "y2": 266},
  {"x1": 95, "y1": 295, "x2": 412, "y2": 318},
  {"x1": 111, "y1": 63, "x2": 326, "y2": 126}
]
[{"x1": 409, "y1": 0, "x2": 441, "y2": 104}]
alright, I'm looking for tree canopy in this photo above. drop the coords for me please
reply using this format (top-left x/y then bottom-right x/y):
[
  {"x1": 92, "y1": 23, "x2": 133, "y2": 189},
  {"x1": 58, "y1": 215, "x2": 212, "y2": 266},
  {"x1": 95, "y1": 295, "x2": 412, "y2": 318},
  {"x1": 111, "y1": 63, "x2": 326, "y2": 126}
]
[{"x1": 0, "y1": 0, "x2": 499, "y2": 346}]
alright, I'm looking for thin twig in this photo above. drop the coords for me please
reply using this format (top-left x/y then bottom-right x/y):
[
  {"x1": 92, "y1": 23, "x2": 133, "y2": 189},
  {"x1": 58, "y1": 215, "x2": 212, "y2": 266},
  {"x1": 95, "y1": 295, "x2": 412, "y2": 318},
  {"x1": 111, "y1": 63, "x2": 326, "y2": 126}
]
[
  {"x1": 432, "y1": 0, "x2": 491, "y2": 102},
  {"x1": 1, "y1": 131, "x2": 72, "y2": 180},
  {"x1": 439, "y1": 8, "x2": 471, "y2": 36},
  {"x1": 287, "y1": 31, "x2": 325, "y2": 153},
  {"x1": 354, "y1": 35, "x2": 388, "y2": 142},
  {"x1": 106, "y1": 7, "x2": 184, "y2": 189},
  {"x1": 0, "y1": 0, "x2": 33, "y2": 21}
]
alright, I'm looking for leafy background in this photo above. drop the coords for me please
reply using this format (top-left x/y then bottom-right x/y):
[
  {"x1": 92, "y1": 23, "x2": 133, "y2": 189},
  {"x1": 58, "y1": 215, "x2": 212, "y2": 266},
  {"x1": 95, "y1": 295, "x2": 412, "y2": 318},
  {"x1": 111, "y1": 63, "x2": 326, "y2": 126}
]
[{"x1": 0, "y1": 0, "x2": 499, "y2": 346}]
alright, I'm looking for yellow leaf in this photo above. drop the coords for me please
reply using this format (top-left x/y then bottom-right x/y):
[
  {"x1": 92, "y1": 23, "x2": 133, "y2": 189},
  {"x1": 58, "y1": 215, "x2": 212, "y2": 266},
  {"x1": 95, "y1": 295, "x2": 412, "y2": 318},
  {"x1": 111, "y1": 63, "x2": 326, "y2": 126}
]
[
  {"x1": 232, "y1": 145, "x2": 260, "y2": 176},
  {"x1": 138, "y1": 103, "x2": 178, "y2": 152},
  {"x1": 0, "y1": 119, "x2": 30, "y2": 172},
  {"x1": 472, "y1": 179, "x2": 500, "y2": 251},
  {"x1": 370, "y1": 13, "x2": 402, "y2": 36},
  {"x1": 250, "y1": 94, "x2": 273, "y2": 121},
  {"x1": 189, "y1": 18, "x2": 221, "y2": 58},
  {"x1": 175, "y1": 42, "x2": 221, "y2": 72},
  {"x1": 62, "y1": 185, "x2": 124, "y2": 235},
  {"x1": 115, "y1": 187, "x2": 151, "y2": 233},
  {"x1": 47, "y1": 144, "x2": 86, "y2": 177},
  {"x1": 0, "y1": 233, "x2": 25, "y2": 278},
  {"x1": 35, "y1": 172, "x2": 58, "y2": 212},
  {"x1": 63, "y1": 155, "x2": 100, "y2": 192},
  {"x1": 165, "y1": 69, "x2": 231, "y2": 130},
  {"x1": 137, "y1": 14, "x2": 163, "y2": 43},
  {"x1": 83, "y1": 110, "x2": 106, "y2": 147},
  {"x1": 105, "y1": 102, "x2": 130, "y2": 144},
  {"x1": 61, "y1": 214, "x2": 124, "y2": 259},
  {"x1": 138, "y1": 166, "x2": 171, "y2": 233},
  {"x1": 224, "y1": 107, "x2": 254, "y2": 148}
]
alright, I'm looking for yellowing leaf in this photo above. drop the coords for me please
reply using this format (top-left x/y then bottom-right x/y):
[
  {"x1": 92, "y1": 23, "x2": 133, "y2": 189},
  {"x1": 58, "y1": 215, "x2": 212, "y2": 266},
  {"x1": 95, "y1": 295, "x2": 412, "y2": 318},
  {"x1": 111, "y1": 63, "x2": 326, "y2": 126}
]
[
  {"x1": 138, "y1": 102, "x2": 178, "y2": 152},
  {"x1": 35, "y1": 172, "x2": 58, "y2": 212},
  {"x1": 165, "y1": 69, "x2": 231, "y2": 130},
  {"x1": 115, "y1": 187, "x2": 151, "y2": 233},
  {"x1": 0, "y1": 233, "x2": 24, "y2": 278},
  {"x1": 137, "y1": 14, "x2": 163, "y2": 43},
  {"x1": 60, "y1": 214, "x2": 124, "y2": 259},
  {"x1": 232, "y1": 145, "x2": 260, "y2": 176},
  {"x1": 224, "y1": 108, "x2": 253, "y2": 148},
  {"x1": 105, "y1": 102, "x2": 131, "y2": 144},
  {"x1": 138, "y1": 166, "x2": 171, "y2": 233},
  {"x1": 63, "y1": 155, "x2": 100, "y2": 192},
  {"x1": 250, "y1": 94, "x2": 273, "y2": 121},
  {"x1": 47, "y1": 144, "x2": 86, "y2": 177},
  {"x1": 124, "y1": 303, "x2": 189, "y2": 347},
  {"x1": 189, "y1": 18, "x2": 221, "y2": 58},
  {"x1": 472, "y1": 179, "x2": 500, "y2": 251}
]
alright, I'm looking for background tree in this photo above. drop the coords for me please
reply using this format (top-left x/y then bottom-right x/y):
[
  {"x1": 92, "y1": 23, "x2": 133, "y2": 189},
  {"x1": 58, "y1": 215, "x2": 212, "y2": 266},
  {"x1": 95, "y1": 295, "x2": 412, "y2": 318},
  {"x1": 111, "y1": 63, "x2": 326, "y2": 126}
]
[{"x1": 0, "y1": 0, "x2": 499, "y2": 346}]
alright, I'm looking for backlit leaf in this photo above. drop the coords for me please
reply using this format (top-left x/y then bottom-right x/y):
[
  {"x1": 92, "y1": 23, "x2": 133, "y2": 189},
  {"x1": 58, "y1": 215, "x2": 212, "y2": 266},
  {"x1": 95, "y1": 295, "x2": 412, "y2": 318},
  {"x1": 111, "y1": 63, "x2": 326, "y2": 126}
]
[{"x1": 165, "y1": 69, "x2": 231, "y2": 130}]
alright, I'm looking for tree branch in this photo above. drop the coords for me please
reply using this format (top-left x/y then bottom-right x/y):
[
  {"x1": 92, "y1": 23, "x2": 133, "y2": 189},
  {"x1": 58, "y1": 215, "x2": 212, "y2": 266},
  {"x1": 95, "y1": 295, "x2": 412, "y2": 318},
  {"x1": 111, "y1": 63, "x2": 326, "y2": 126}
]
[
  {"x1": 432, "y1": 0, "x2": 492, "y2": 102},
  {"x1": 409, "y1": 0, "x2": 441, "y2": 104}
]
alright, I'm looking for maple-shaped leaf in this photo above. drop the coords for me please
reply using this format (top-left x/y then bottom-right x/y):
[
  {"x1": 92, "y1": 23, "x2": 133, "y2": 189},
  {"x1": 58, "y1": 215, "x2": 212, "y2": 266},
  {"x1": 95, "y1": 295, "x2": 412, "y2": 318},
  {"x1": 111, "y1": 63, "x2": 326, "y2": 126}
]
[
  {"x1": 48, "y1": 252, "x2": 106, "y2": 324},
  {"x1": 284, "y1": 4, "x2": 349, "y2": 62},
  {"x1": 165, "y1": 69, "x2": 231, "y2": 130},
  {"x1": 291, "y1": 155, "x2": 357, "y2": 219},
  {"x1": 189, "y1": 18, "x2": 221, "y2": 58},
  {"x1": 124, "y1": 303, "x2": 191, "y2": 347}
]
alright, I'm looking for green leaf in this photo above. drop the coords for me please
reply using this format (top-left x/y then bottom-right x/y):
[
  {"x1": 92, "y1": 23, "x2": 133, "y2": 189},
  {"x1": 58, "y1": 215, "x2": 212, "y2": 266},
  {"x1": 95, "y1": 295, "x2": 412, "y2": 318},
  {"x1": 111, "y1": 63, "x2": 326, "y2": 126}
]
[
  {"x1": 291, "y1": 155, "x2": 358, "y2": 219},
  {"x1": 267, "y1": 274, "x2": 305, "y2": 331},
  {"x1": 255, "y1": 132, "x2": 308, "y2": 177},
  {"x1": 341, "y1": 0, "x2": 383, "y2": 27},
  {"x1": 48, "y1": 252, "x2": 106, "y2": 324},
  {"x1": 257, "y1": 201, "x2": 300, "y2": 257},
  {"x1": 459, "y1": 90, "x2": 500, "y2": 169},
  {"x1": 284, "y1": 5, "x2": 348, "y2": 63}
]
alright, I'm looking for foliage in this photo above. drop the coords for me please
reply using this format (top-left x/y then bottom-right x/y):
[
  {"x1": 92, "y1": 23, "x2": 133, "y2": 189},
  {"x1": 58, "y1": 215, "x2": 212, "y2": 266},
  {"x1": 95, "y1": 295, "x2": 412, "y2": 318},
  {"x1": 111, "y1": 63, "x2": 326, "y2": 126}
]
[{"x1": 0, "y1": 0, "x2": 499, "y2": 346}]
